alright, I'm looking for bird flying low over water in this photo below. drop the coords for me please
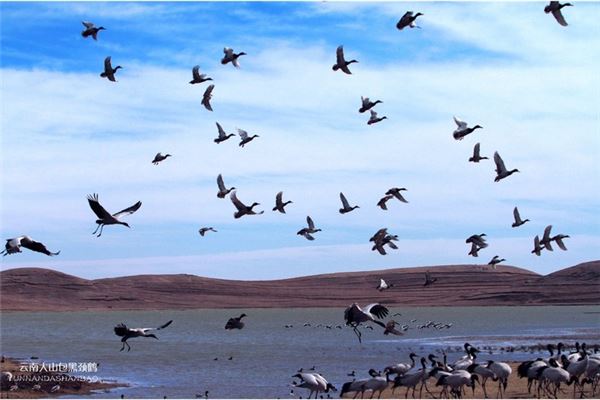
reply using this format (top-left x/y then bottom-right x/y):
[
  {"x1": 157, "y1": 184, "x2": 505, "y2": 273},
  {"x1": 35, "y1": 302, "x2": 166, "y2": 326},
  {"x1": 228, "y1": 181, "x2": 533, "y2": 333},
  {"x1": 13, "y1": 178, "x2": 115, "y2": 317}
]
[
  {"x1": 152, "y1": 153, "x2": 171, "y2": 165},
  {"x1": 221, "y1": 47, "x2": 246, "y2": 68},
  {"x1": 367, "y1": 109, "x2": 387, "y2": 125},
  {"x1": 453, "y1": 116, "x2": 482, "y2": 140},
  {"x1": 332, "y1": 45, "x2": 357, "y2": 75},
  {"x1": 214, "y1": 122, "x2": 235, "y2": 144},
  {"x1": 114, "y1": 320, "x2": 173, "y2": 352},
  {"x1": 1, "y1": 236, "x2": 60, "y2": 257},
  {"x1": 230, "y1": 191, "x2": 263, "y2": 219},
  {"x1": 376, "y1": 278, "x2": 393, "y2": 292},
  {"x1": 225, "y1": 313, "x2": 247, "y2": 330},
  {"x1": 396, "y1": 11, "x2": 423, "y2": 30},
  {"x1": 545, "y1": 1, "x2": 572, "y2": 26},
  {"x1": 344, "y1": 303, "x2": 389, "y2": 343},
  {"x1": 339, "y1": 192, "x2": 359, "y2": 214},
  {"x1": 494, "y1": 151, "x2": 519, "y2": 182},
  {"x1": 273, "y1": 191, "x2": 293, "y2": 213},
  {"x1": 189, "y1": 65, "x2": 212, "y2": 84},
  {"x1": 201, "y1": 84, "x2": 215, "y2": 111},
  {"x1": 469, "y1": 143, "x2": 488, "y2": 163},
  {"x1": 100, "y1": 56, "x2": 122, "y2": 82},
  {"x1": 87, "y1": 193, "x2": 142, "y2": 237},
  {"x1": 198, "y1": 227, "x2": 217, "y2": 237},
  {"x1": 359, "y1": 97, "x2": 382, "y2": 113},
  {"x1": 297, "y1": 216, "x2": 321, "y2": 241},
  {"x1": 217, "y1": 174, "x2": 235, "y2": 199},
  {"x1": 512, "y1": 207, "x2": 530, "y2": 228},
  {"x1": 81, "y1": 21, "x2": 105, "y2": 40},
  {"x1": 237, "y1": 129, "x2": 259, "y2": 147}
]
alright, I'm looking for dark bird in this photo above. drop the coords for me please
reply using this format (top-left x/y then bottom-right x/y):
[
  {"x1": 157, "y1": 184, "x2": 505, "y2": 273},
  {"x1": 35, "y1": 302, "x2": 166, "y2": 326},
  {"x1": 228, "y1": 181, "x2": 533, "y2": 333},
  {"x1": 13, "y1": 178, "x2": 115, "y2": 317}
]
[
  {"x1": 396, "y1": 11, "x2": 423, "y2": 30},
  {"x1": 198, "y1": 227, "x2": 217, "y2": 236},
  {"x1": 225, "y1": 313, "x2": 246, "y2": 330},
  {"x1": 383, "y1": 320, "x2": 404, "y2": 336},
  {"x1": 424, "y1": 271, "x2": 437, "y2": 287},
  {"x1": 339, "y1": 192, "x2": 359, "y2": 214},
  {"x1": 540, "y1": 225, "x2": 555, "y2": 251},
  {"x1": 297, "y1": 216, "x2": 321, "y2": 241},
  {"x1": 237, "y1": 129, "x2": 259, "y2": 147},
  {"x1": 214, "y1": 122, "x2": 235, "y2": 144},
  {"x1": 201, "y1": 84, "x2": 215, "y2": 111},
  {"x1": 367, "y1": 109, "x2": 387, "y2": 125},
  {"x1": 189, "y1": 65, "x2": 212, "y2": 84},
  {"x1": 113, "y1": 320, "x2": 173, "y2": 352},
  {"x1": 230, "y1": 191, "x2": 263, "y2": 219},
  {"x1": 377, "y1": 194, "x2": 394, "y2": 210},
  {"x1": 344, "y1": 303, "x2": 389, "y2": 343},
  {"x1": 466, "y1": 233, "x2": 488, "y2": 248},
  {"x1": 332, "y1": 45, "x2": 357, "y2": 75},
  {"x1": 152, "y1": 153, "x2": 171, "y2": 165},
  {"x1": 512, "y1": 207, "x2": 530, "y2": 227},
  {"x1": 545, "y1": 1, "x2": 572, "y2": 26},
  {"x1": 100, "y1": 56, "x2": 122, "y2": 82},
  {"x1": 386, "y1": 187, "x2": 409, "y2": 203},
  {"x1": 359, "y1": 97, "x2": 382, "y2": 113},
  {"x1": 468, "y1": 242, "x2": 481, "y2": 257},
  {"x1": 1, "y1": 236, "x2": 60, "y2": 257},
  {"x1": 87, "y1": 193, "x2": 141, "y2": 237},
  {"x1": 531, "y1": 235, "x2": 545, "y2": 256},
  {"x1": 469, "y1": 143, "x2": 488, "y2": 163},
  {"x1": 488, "y1": 255, "x2": 506, "y2": 269},
  {"x1": 81, "y1": 21, "x2": 105, "y2": 40},
  {"x1": 494, "y1": 151, "x2": 519, "y2": 182},
  {"x1": 453, "y1": 116, "x2": 482, "y2": 140},
  {"x1": 273, "y1": 191, "x2": 293, "y2": 213},
  {"x1": 217, "y1": 174, "x2": 235, "y2": 199},
  {"x1": 221, "y1": 47, "x2": 246, "y2": 68},
  {"x1": 370, "y1": 228, "x2": 398, "y2": 255},
  {"x1": 552, "y1": 233, "x2": 570, "y2": 251}
]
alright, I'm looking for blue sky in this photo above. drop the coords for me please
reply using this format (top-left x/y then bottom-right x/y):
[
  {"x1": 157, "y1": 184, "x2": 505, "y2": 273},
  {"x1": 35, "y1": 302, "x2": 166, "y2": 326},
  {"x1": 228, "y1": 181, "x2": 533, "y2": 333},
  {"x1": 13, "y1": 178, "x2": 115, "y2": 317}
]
[{"x1": 1, "y1": 2, "x2": 599, "y2": 280}]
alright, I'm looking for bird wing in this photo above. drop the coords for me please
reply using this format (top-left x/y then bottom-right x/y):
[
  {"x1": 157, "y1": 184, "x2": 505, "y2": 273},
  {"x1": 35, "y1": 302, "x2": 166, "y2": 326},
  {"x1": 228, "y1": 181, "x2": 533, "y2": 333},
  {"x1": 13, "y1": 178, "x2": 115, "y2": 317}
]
[
  {"x1": 340, "y1": 192, "x2": 350, "y2": 209},
  {"x1": 82, "y1": 21, "x2": 95, "y2": 28},
  {"x1": 152, "y1": 152, "x2": 162, "y2": 162},
  {"x1": 303, "y1": 232, "x2": 315, "y2": 241},
  {"x1": 114, "y1": 323, "x2": 128, "y2": 337},
  {"x1": 370, "y1": 228, "x2": 387, "y2": 242},
  {"x1": 336, "y1": 45, "x2": 345, "y2": 65},
  {"x1": 275, "y1": 191, "x2": 283, "y2": 206},
  {"x1": 87, "y1": 193, "x2": 113, "y2": 219},
  {"x1": 307, "y1": 216, "x2": 315, "y2": 230},
  {"x1": 230, "y1": 191, "x2": 246, "y2": 211},
  {"x1": 217, "y1": 174, "x2": 226, "y2": 191},
  {"x1": 379, "y1": 278, "x2": 386, "y2": 288},
  {"x1": 361, "y1": 96, "x2": 369, "y2": 106},
  {"x1": 104, "y1": 56, "x2": 113, "y2": 72},
  {"x1": 473, "y1": 142, "x2": 481, "y2": 158},
  {"x1": 542, "y1": 225, "x2": 553, "y2": 242},
  {"x1": 493, "y1": 151, "x2": 507, "y2": 174},
  {"x1": 370, "y1": 109, "x2": 378, "y2": 119},
  {"x1": 365, "y1": 303, "x2": 389, "y2": 319},
  {"x1": 192, "y1": 65, "x2": 201, "y2": 81},
  {"x1": 202, "y1": 85, "x2": 214, "y2": 111},
  {"x1": 377, "y1": 196, "x2": 390, "y2": 210},
  {"x1": 555, "y1": 237, "x2": 568, "y2": 251},
  {"x1": 112, "y1": 201, "x2": 142, "y2": 218},
  {"x1": 396, "y1": 12, "x2": 412, "y2": 29},
  {"x1": 237, "y1": 129, "x2": 249, "y2": 140},
  {"x1": 20, "y1": 237, "x2": 58, "y2": 256},
  {"x1": 513, "y1": 207, "x2": 522, "y2": 224},
  {"x1": 216, "y1": 122, "x2": 227, "y2": 138},
  {"x1": 552, "y1": 8, "x2": 568, "y2": 26},
  {"x1": 453, "y1": 116, "x2": 467, "y2": 129}
]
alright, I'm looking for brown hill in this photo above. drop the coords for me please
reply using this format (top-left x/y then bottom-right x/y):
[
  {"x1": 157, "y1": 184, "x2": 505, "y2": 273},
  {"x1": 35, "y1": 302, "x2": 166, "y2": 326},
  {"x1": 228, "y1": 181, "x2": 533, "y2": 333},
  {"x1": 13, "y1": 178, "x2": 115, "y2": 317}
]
[{"x1": 1, "y1": 262, "x2": 599, "y2": 311}]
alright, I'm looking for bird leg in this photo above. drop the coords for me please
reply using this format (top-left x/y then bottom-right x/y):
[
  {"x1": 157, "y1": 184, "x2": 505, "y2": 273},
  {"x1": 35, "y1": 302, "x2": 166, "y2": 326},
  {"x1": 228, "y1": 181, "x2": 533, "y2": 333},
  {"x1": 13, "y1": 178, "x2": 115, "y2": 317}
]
[
  {"x1": 352, "y1": 326, "x2": 362, "y2": 343},
  {"x1": 92, "y1": 223, "x2": 102, "y2": 235},
  {"x1": 96, "y1": 224, "x2": 105, "y2": 237}
]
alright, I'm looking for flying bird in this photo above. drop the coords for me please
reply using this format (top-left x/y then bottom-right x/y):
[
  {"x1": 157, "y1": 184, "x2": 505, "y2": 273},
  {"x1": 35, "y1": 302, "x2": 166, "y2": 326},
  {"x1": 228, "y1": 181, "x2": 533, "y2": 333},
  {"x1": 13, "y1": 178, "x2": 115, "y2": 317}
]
[
  {"x1": 469, "y1": 143, "x2": 488, "y2": 163},
  {"x1": 531, "y1": 235, "x2": 545, "y2": 256},
  {"x1": 332, "y1": 45, "x2": 357, "y2": 75},
  {"x1": 198, "y1": 227, "x2": 217, "y2": 236},
  {"x1": 377, "y1": 194, "x2": 394, "y2": 210},
  {"x1": 114, "y1": 320, "x2": 173, "y2": 352},
  {"x1": 540, "y1": 225, "x2": 555, "y2": 251},
  {"x1": 221, "y1": 47, "x2": 246, "y2": 68},
  {"x1": 383, "y1": 320, "x2": 404, "y2": 336},
  {"x1": 237, "y1": 129, "x2": 259, "y2": 147},
  {"x1": 552, "y1": 233, "x2": 570, "y2": 251},
  {"x1": 396, "y1": 11, "x2": 423, "y2": 30},
  {"x1": 453, "y1": 117, "x2": 482, "y2": 140},
  {"x1": 230, "y1": 191, "x2": 263, "y2": 219},
  {"x1": 545, "y1": 1, "x2": 572, "y2": 26},
  {"x1": 370, "y1": 228, "x2": 398, "y2": 255},
  {"x1": 376, "y1": 278, "x2": 393, "y2": 292},
  {"x1": 152, "y1": 153, "x2": 171, "y2": 165},
  {"x1": 344, "y1": 303, "x2": 389, "y2": 343},
  {"x1": 367, "y1": 109, "x2": 387, "y2": 125},
  {"x1": 468, "y1": 242, "x2": 481, "y2": 257},
  {"x1": 339, "y1": 192, "x2": 359, "y2": 214},
  {"x1": 424, "y1": 271, "x2": 437, "y2": 287},
  {"x1": 87, "y1": 193, "x2": 142, "y2": 237},
  {"x1": 494, "y1": 151, "x2": 520, "y2": 182},
  {"x1": 201, "y1": 84, "x2": 215, "y2": 111},
  {"x1": 100, "y1": 56, "x2": 122, "y2": 82},
  {"x1": 386, "y1": 187, "x2": 409, "y2": 203},
  {"x1": 225, "y1": 313, "x2": 247, "y2": 330},
  {"x1": 359, "y1": 97, "x2": 382, "y2": 113},
  {"x1": 81, "y1": 21, "x2": 105, "y2": 40},
  {"x1": 297, "y1": 216, "x2": 321, "y2": 240},
  {"x1": 217, "y1": 174, "x2": 235, "y2": 199},
  {"x1": 2, "y1": 236, "x2": 60, "y2": 257},
  {"x1": 488, "y1": 255, "x2": 506, "y2": 269},
  {"x1": 512, "y1": 207, "x2": 530, "y2": 227},
  {"x1": 273, "y1": 191, "x2": 293, "y2": 213},
  {"x1": 189, "y1": 65, "x2": 212, "y2": 84},
  {"x1": 466, "y1": 233, "x2": 488, "y2": 248},
  {"x1": 214, "y1": 122, "x2": 235, "y2": 144}
]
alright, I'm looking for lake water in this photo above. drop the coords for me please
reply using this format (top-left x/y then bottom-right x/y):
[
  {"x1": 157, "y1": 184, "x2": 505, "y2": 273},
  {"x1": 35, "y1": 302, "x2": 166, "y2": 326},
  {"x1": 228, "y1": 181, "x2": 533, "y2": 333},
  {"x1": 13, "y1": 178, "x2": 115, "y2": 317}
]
[{"x1": 2, "y1": 306, "x2": 599, "y2": 398}]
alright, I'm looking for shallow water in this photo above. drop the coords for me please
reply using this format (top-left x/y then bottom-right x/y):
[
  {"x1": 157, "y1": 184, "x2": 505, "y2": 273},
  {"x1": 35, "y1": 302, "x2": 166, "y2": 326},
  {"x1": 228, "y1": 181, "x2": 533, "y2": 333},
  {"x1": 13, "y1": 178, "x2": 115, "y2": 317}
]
[{"x1": 2, "y1": 306, "x2": 599, "y2": 398}]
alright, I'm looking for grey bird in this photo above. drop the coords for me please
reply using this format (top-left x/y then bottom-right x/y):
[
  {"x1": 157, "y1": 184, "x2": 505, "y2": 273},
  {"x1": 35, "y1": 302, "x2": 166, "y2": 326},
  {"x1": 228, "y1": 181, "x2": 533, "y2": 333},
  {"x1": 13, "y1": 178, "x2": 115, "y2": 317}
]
[
  {"x1": 1, "y1": 236, "x2": 60, "y2": 257},
  {"x1": 367, "y1": 109, "x2": 387, "y2": 125},
  {"x1": 359, "y1": 97, "x2": 382, "y2": 113},
  {"x1": 201, "y1": 84, "x2": 215, "y2": 111},
  {"x1": 386, "y1": 187, "x2": 409, "y2": 203},
  {"x1": 217, "y1": 174, "x2": 235, "y2": 199},
  {"x1": 545, "y1": 1, "x2": 572, "y2": 26},
  {"x1": 377, "y1": 194, "x2": 394, "y2": 210},
  {"x1": 453, "y1": 116, "x2": 482, "y2": 140},
  {"x1": 100, "y1": 56, "x2": 122, "y2": 82},
  {"x1": 332, "y1": 45, "x2": 358, "y2": 75},
  {"x1": 396, "y1": 11, "x2": 423, "y2": 30},
  {"x1": 152, "y1": 153, "x2": 171, "y2": 165},
  {"x1": 237, "y1": 129, "x2": 259, "y2": 147},
  {"x1": 221, "y1": 47, "x2": 246, "y2": 68},
  {"x1": 494, "y1": 151, "x2": 519, "y2": 182},
  {"x1": 230, "y1": 191, "x2": 263, "y2": 219},
  {"x1": 198, "y1": 227, "x2": 217, "y2": 236},
  {"x1": 273, "y1": 191, "x2": 293, "y2": 213},
  {"x1": 488, "y1": 255, "x2": 506, "y2": 269},
  {"x1": 214, "y1": 122, "x2": 235, "y2": 144},
  {"x1": 339, "y1": 192, "x2": 359, "y2": 214},
  {"x1": 81, "y1": 21, "x2": 105, "y2": 40},
  {"x1": 189, "y1": 65, "x2": 212, "y2": 84},
  {"x1": 114, "y1": 320, "x2": 172, "y2": 352},
  {"x1": 297, "y1": 216, "x2": 321, "y2": 240},
  {"x1": 469, "y1": 143, "x2": 488, "y2": 163},
  {"x1": 511, "y1": 207, "x2": 530, "y2": 227},
  {"x1": 87, "y1": 193, "x2": 142, "y2": 237}
]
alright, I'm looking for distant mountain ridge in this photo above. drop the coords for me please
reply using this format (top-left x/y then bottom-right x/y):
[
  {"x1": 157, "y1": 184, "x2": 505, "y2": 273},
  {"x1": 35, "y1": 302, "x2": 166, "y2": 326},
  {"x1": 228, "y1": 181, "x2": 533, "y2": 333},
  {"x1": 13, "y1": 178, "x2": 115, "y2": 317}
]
[{"x1": 1, "y1": 261, "x2": 599, "y2": 311}]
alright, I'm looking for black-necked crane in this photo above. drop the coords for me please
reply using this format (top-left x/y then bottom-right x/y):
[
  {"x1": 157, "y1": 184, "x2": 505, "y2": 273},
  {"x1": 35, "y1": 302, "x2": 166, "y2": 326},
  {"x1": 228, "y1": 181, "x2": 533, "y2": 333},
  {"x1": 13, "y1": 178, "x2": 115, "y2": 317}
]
[
  {"x1": 486, "y1": 360, "x2": 512, "y2": 398},
  {"x1": 376, "y1": 278, "x2": 393, "y2": 291},
  {"x1": 237, "y1": 129, "x2": 259, "y2": 147},
  {"x1": 221, "y1": 47, "x2": 246, "y2": 68},
  {"x1": 469, "y1": 142, "x2": 488, "y2": 163},
  {"x1": 466, "y1": 363, "x2": 496, "y2": 398},
  {"x1": 189, "y1": 65, "x2": 212, "y2": 84},
  {"x1": 81, "y1": 21, "x2": 105, "y2": 40},
  {"x1": 292, "y1": 373, "x2": 336, "y2": 399},
  {"x1": 386, "y1": 187, "x2": 409, "y2": 203},
  {"x1": 198, "y1": 227, "x2": 217, "y2": 237},
  {"x1": 453, "y1": 116, "x2": 482, "y2": 140},
  {"x1": 217, "y1": 174, "x2": 235, "y2": 199},
  {"x1": 201, "y1": 84, "x2": 214, "y2": 111},
  {"x1": 384, "y1": 353, "x2": 418, "y2": 378},
  {"x1": 377, "y1": 194, "x2": 394, "y2": 210},
  {"x1": 512, "y1": 207, "x2": 530, "y2": 227},
  {"x1": 340, "y1": 378, "x2": 369, "y2": 399},
  {"x1": 214, "y1": 122, "x2": 235, "y2": 144},
  {"x1": 488, "y1": 255, "x2": 506, "y2": 269},
  {"x1": 225, "y1": 313, "x2": 246, "y2": 330},
  {"x1": 344, "y1": 302, "x2": 389, "y2": 343},
  {"x1": 436, "y1": 371, "x2": 479, "y2": 398},
  {"x1": 545, "y1": 1, "x2": 572, "y2": 26},
  {"x1": 424, "y1": 271, "x2": 437, "y2": 287},
  {"x1": 2, "y1": 236, "x2": 60, "y2": 257},
  {"x1": 359, "y1": 97, "x2": 382, "y2": 113},
  {"x1": 113, "y1": 320, "x2": 173, "y2": 352},
  {"x1": 396, "y1": 11, "x2": 423, "y2": 30},
  {"x1": 332, "y1": 45, "x2": 357, "y2": 75},
  {"x1": 87, "y1": 193, "x2": 141, "y2": 237},
  {"x1": 339, "y1": 192, "x2": 359, "y2": 214},
  {"x1": 361, "y1": 371, "x2": 390, "y2": 399},
  {"x1": 297, "y1": 216, "x2": 321, "y2": 241},
  {"x1": 392, "y1": 357, "x2": 429, "y2": 398},
  {"x1": 100, "y1": 56, "x2": 122, "y2": 82},
  {"x1": 273, "y1": 191, "x2": 293, "y2": 213},
  {"x1": 367, "y1": 109, "x2": 387, "y2": 125},
  {"x1": 494, "y1": 151, "x2": 519, "y2": 182},
  {"x1": 230, "y1": 191, "x2": 263, "y2": 219},
  {"x1": 152, "y1": 153, "x2": 171, "y2": 165}
]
